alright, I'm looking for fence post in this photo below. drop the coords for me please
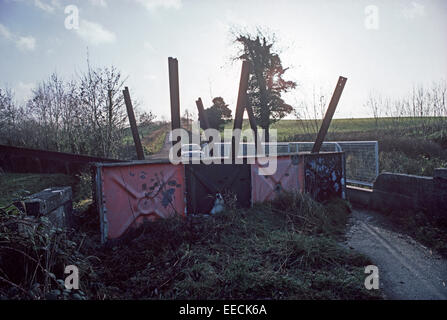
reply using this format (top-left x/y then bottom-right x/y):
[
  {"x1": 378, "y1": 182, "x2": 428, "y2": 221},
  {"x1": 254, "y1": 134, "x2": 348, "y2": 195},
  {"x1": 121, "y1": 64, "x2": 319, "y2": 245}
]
[
  {"x1": 123, "y1": 87, "x2": 145, "y2": 160},
  {"x1": 168, "y1": 57, "x2": 181, "y2": 146}
]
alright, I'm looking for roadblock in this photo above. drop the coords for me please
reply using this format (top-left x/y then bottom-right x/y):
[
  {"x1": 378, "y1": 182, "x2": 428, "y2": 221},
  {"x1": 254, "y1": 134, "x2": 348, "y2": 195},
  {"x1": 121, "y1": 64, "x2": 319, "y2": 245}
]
[{"x1": 94, "y1": 152, "x2": 346, "y2": 242}]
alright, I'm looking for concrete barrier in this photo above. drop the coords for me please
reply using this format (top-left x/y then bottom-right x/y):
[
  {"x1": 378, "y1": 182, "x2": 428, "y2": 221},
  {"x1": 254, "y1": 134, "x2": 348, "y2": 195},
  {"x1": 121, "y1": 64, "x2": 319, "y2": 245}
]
[
  {"x1": 434, "y1": 168, "x2": 447, "y2": 214},
  {"x1": 345, "y1": 185, "x2": 372, "y2": 208},
  {"x1": 371, "y1": 172, "x2": 435, "y2": 212},
  {"x1": 94, "y1": 152, "x2": 346, "y2": 242},
  {"x1": 347, "y1": 169, "x2": 447, "y2": 218},
  {"x1": 15, "y1": 187, "x2": 73, "y2": 228}
]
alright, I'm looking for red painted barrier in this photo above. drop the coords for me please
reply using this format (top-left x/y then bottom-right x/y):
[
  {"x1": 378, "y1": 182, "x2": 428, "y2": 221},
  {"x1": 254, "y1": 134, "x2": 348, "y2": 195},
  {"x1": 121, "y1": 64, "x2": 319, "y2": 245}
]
[
  {"x1": 94, "y1": 152, "x2": 345, "y2": 243},
  {"x1": 96, "y1": 161, "x2": 185, "y2": 242},
  {"x1": 251, "y1": 155, "x2": 304, "y2": 203}
]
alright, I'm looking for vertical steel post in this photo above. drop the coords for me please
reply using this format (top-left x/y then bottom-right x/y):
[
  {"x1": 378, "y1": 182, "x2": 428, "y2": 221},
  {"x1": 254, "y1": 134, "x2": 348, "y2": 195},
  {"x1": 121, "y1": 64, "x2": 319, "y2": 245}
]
[
  {"x1": 168, "y1": 57, "x2": 181, "y2": 146},
  {"x1": 123, "y1": 87, "x2": 145, "y2": 160},
  {"x1": 232, "y1": 61, "x2": 251, "y2": 162},
  {"x1": 312, "y1": 76, "x2": 347, "y2": 153},
  {"x1": 107, "y1": 89, "x2": 113, "y2": 156},
  {"x1": 233, "y1": 61, "x2": 251, "y2": 131},
  {"x1": 196, "y1": 97, "x2": 210, "y2": 130}
]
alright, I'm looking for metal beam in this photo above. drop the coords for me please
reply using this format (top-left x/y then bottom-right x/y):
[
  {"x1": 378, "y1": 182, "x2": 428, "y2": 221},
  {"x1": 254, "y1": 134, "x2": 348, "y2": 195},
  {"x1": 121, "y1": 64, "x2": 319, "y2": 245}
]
[
  {"x1": 232, "y1": 61, "x2": 251, "y2": 162},
  {"x1": 233, "y1": 60, "x2": 251, "y2": 131},
  {"x1": 311, "y1": 76, "x2": 347, "y2": 153},
  {"x1": 168, "y1": 57, "x2": 181, "y2": 141},
  {"x1": 123, "y1": 87, "x2": 145, "y2": 160},
  {"x1": 195, "y1": 97, "x2": 210, "y2": 130}
]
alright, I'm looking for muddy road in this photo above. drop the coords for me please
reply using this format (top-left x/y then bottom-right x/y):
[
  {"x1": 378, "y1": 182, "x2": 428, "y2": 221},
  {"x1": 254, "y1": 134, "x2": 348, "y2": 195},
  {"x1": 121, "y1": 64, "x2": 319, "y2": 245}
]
[{"x1": 345, "y1": 209, "x2": 447, "y2": 300}]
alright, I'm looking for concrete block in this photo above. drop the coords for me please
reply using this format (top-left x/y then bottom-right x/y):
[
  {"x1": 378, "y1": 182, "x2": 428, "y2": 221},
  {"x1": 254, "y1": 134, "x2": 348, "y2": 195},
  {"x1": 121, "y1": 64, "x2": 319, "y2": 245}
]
[
  {"x1": 346, "y1": 186, "x2": 372, "y2": 207},
  {"x1": 434, "y1": 168, "x2": 447, "y2": 218},
  {"x1": 361, "y1": 171, "x2": 447, "y2": 219},
  {"x1": 434, "y1": 168, "x2": 447, "y2": 180},
  {"x1": 373, "y1": 172, "x2": 434, "y2": 198},
  {"x1": 15, "y1": 187, "x2": 73, "y2": 228},
  {"x1": 372, "y1": 172, "x2": 436, "y2": 212}
]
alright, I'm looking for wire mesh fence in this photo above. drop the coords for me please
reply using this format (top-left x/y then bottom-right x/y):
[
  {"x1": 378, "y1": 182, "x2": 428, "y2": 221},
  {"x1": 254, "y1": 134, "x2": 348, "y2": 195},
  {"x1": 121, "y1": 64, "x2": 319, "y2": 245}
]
[
  {"x1": 288, "y1": 141, "x2": 379, "y2": 187},
  {"x1": 336, "y1": 141, "x2": 379, "y2": 186},
  {"x1": 202, "y1": 141, "x2": 379, "y2": 187}
]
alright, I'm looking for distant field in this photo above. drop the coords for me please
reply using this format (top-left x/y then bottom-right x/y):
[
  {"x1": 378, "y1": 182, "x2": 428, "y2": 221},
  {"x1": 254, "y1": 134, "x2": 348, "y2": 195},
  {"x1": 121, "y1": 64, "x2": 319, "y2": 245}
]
[
  {"x1": 121, "y1": 117, "x2": 446, "y2": 177},
  {"x1": 224, "y1": 117, "x2": 447, "y2": 141},
  {"x1": 121, "y1": 122, "x2": 169, "y2": 159},
  {"x1": 222, "y1": 117, "x2": 447, "y2": 177}
]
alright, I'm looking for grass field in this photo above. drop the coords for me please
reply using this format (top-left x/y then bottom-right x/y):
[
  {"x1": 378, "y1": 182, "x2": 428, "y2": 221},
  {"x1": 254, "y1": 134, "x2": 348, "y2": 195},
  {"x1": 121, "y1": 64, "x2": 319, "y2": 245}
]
[
  {"x1": 132, "y1": 117, "x2": 447, "y2": 178},
  {"x1": 224, "y1": 117, "x2": 447, "y2": 177},
  {"x1": 0, "y1": 173, "x2": 78, "y2": 207},
  {"x1": 224, "y1": 117, "x2": 447, "y2": 140}
]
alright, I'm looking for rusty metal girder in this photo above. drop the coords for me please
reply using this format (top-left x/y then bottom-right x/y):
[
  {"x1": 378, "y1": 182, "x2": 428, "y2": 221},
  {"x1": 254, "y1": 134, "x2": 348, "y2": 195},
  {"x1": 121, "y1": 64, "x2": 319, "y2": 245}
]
[
  {"x1": 196, "y1": 97, "x2": 210, "y2": 131},
  {"x1": 123, "y1": 87, "x2": 145, "y2": 160},
  {"x1": 312, "y1": 76, "x2": 347, "y2": 153},
  {"x1": 168, "y1": 57, "x2": 181, "y2": 137}
]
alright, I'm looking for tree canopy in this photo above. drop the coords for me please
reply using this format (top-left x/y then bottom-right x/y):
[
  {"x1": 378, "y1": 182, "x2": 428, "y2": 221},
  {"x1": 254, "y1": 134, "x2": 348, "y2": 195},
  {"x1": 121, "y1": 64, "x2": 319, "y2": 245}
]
[
  {"x1": 235, "y1": 30, "x2": 296, "y2": 140},
  {"x1": 201, "y1": 97, "x2": 232, "y2": 130}
]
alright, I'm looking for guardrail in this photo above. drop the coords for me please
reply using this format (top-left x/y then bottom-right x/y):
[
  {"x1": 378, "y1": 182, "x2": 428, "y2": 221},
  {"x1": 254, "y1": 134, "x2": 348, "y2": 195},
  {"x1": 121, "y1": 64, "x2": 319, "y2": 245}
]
[{"x1": 0, "y1": 144, "x2": 123, "y2": 174}]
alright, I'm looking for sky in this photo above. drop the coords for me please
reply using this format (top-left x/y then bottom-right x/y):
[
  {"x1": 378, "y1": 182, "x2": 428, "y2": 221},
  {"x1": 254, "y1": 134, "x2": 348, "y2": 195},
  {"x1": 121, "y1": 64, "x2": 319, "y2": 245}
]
[{"x1": 0, "y1": 0, "x2": 446, "y2": 120}]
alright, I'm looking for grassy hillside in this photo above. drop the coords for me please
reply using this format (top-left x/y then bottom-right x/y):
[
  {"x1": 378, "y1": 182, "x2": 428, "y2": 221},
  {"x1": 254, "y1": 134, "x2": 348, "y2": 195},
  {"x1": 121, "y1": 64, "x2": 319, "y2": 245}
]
[{"x1": 120, "y1": 122, "x2": 169, "y2": 159}]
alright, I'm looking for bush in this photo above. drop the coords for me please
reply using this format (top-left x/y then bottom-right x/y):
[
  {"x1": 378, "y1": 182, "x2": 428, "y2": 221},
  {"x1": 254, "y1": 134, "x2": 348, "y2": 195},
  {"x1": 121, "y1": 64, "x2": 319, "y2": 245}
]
[{"x1": 0, "y1": 207, "x2": 94, "y2": 299}]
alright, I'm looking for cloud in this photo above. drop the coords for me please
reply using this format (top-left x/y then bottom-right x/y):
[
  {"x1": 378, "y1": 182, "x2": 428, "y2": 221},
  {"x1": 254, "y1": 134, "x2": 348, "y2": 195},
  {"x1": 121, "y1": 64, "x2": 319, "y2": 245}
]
[
  {"x1": 10, "y1": 0, "x2": 59, "y2": 13},
  {"x1": 34, "y1": 0, "x2": 56, "y2": 13},
  {"x1": 16, "y1": 36, "x2": 36, "y2": 51},
  {"x1": 135, "y1": 0, "x2": 182, "y2": 11},
  {"x1": 0, "y1": 23, "x2": 36, "y2": 51},
  {"x1": 89, "y1": 0, "x2": 107, "y2": 7},
  {"x1": 402, "y1": 2, "x2": 425, "y2": 19},
  {"x1": 0, "y1": 24, "x2": 12, "y2": 39},
  {"x1": 75, "y1": 19, "x2": 116, "y2": 45}
]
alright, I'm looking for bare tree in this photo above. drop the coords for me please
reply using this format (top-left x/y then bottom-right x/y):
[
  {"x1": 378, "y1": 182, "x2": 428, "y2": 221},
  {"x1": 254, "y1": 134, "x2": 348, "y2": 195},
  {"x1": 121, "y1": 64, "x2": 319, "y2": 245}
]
[
  {"x1": 0, "y1": 60, "x2": 139, "y2": 159},
  {"x1": 0, "y1": 87, "x2": 19, "y2": 145},
  {"x1": 78, "y1": 61, "x2": 127, "y2": 157}
]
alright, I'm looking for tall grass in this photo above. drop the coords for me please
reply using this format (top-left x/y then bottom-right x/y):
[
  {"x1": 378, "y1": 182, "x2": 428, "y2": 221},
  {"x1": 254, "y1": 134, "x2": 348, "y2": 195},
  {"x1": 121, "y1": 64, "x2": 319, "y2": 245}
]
[{"x1": 88, "y1": 192, "x2": 380, "y2": 300}]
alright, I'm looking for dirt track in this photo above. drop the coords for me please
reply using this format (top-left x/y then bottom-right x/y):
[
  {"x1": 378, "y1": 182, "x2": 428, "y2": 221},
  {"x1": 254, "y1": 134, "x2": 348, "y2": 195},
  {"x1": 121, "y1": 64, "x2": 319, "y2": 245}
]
[
  {"x1": 146, "y1": 129, "x2": 171, "y2": 160},
  {"x1": 345, "y1": 209, "x2": 447, "y2": 300}
]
